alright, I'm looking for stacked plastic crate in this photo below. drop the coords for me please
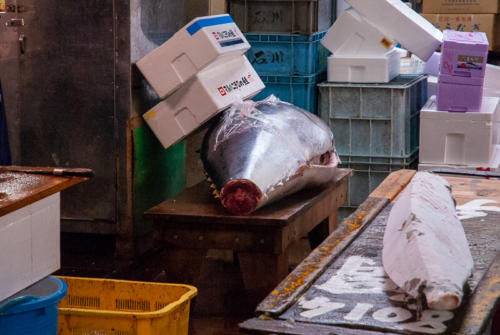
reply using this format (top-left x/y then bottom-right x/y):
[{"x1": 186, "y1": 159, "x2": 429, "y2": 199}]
[
  {"x1": 229, "y1": 0, "x2": 336, "y2": 114},
  {"x1": 318, "y1": 75, "x2": 427, "y2": 219},
  {"x1": 316, "y1": 0, "x2": 440, "y2": 220}
]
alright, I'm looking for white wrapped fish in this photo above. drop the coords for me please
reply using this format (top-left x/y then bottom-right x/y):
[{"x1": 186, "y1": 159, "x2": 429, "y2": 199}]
[{"x1": 382, "y1": 172, "x2": 473, "y2": 310}]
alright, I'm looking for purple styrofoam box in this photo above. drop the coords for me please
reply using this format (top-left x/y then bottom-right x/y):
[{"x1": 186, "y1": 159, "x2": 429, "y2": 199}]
[
  {"x1": 440, "y1": 30, "x2": 489, "y2": 79},
  {"x1": 437, "y1": 75, "x2": 483, "y2": 113}
]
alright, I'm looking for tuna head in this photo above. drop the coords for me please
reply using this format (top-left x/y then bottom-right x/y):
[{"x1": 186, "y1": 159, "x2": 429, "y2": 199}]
[{"x1": 201, "y1": 96, "x2": 339, "y2": 215}]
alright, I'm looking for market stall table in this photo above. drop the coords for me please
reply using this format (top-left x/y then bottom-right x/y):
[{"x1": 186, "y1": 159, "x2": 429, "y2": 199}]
[
  {"x1": 240, "y1": 170, "x2": 500, "y2": 335},
  {"x1": 144, "y1": 168, "x2": 352, "y2": 308}
]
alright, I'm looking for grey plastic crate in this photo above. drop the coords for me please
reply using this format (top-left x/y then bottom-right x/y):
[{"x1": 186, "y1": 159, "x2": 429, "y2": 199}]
[
  {"x1": 319, "y1": 75, "x2": 428, "y2": 158},
  {"x1": 229, "y1": 0, "x2": 335, "y2": 34},
  {"x1": 339, "y1": 151, "x2": 418, "y2": 207}
]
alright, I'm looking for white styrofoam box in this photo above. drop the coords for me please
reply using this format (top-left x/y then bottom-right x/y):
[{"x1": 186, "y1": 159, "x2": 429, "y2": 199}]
[
  {"x1": 345, "y1": 0, "x2": 442, "y2": 61},
  {"x1": 418, "y1": 145, "x2": 500, "y2": 173},
  {"x1": 427, "y1": 75, "x2": 438, "y2": 97},
  {"x1": 144, "y1": 55, "x2": 265, "y2": 149},
  {"x1": 136, "y1": 14, "x2": 250, "y2": 99},
  {"x1": 419, "y1": 95, "x2": 500, "y2": 166},
  {"x1": 327, "y1": 48, "x2": 400, "y2": 83},
  {"x1": 337, "y1": 0, "x2": 351, "y2": 18},
  {"x1": 0, "y1": 193, "x2": 60, "y2": 301},
  {"x1": 424, "y1": 51, "x2": 441, "y2": 76},
  {"x1": 321, "y1": 9, "x2": 393, "y2": 57},
  {"x1": 485, "y1": 63, "x2": 500, "y2": 93}
]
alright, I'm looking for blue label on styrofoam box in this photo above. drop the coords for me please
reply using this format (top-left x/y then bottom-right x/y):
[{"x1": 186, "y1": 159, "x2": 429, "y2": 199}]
[{"x1": 186, "y1": 15, "x2": 234, "y2": 35}]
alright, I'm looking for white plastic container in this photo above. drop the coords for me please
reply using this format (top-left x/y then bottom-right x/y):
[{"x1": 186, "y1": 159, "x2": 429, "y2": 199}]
[
  {"x1": 419, "y1": 95, "x2": 500, "y2": 166},
  {"x1": 345, "y1": 0, "x2": 442, "y2": 61},
  {"x1": 0, "y1": 193, "x2": 60, "y2": 301},
  {"x1": 136, "y1": 14, "x2": 250, "y2": 99},
  {"x1": 143, "y1": 55, "x2": 265, "y2": 149},
  {"x1": 327, "y1": 48, "x2": 400, "y2": 83},
  {"x1": 321, "y1": 9, "x2": 393, "y2": 57}
]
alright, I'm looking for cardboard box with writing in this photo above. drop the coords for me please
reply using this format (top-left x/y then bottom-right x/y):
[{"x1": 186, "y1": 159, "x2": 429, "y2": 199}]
[
  {"x1": 423, "y1": 0, "x2": 500, "y2": 14},
  {"x1": 422, "y1": 13, "x2": 500, "y2": 50}
]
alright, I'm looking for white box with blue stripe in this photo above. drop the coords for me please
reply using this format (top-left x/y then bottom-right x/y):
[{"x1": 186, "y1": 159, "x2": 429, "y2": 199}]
[{"x1": 136, "y1": 14, "x2": 251, "y2": 99}]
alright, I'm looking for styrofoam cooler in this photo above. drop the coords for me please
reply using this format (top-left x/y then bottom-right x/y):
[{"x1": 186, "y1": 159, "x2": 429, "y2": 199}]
[
  {"x1": 136, "y1": 14, "x2": 250, "y2": 99},
  {"x1": 327, "y1": 49, "x2": 400, "y2": 83},
  {"x1": 419, "y1": 95, "x2": 500, "y2": 166},
  {"x1": 143, "y1": 55, "x2": 265, "y2": 149},
  {"x1": 0, "y1": 193, "x2": 60, "y2": 302},
  {"x1": 345, "y1": 0, "x2": 443, "y2": 61},
  {"x1": 419, "y1": 145, "x2": 500, "y2": 173}
]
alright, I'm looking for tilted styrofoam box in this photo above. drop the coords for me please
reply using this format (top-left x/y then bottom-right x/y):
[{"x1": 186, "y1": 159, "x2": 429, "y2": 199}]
[
  {"x1": 419, "y1": 95, "x2": 500, "y2": 166},
  {"x1": 136, "y1": 14, "x2": 250, "y2": 99},
  {"x1": 144, "y1": 56, "x2": 265, "y2": 149},
  {"x1": 345, "y1": 0, "x2": 442, "y2": 61},
  {"x1": 327, "y1": 48, "x2": 400, "y2": 83},
  {"x1": 321, "y1": 8, "x2": 394, "y2": 57},
  {"x1": 0, "y1": 193, "x2": 60, "y2": 301}
]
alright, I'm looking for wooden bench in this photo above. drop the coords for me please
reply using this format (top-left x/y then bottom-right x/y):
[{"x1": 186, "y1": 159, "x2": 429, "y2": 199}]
[{"x1": 144, "y1": 168, "x2": 352, "y2": 310}]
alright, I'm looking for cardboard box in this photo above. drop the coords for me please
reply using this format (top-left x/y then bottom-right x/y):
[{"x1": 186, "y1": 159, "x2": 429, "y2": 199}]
[
  {"x1": 143, "y1": 56, "x2": 264, "y2": 149},
  {"x1": 0, "y1": 193, "x2": 60, "y2": 301},
  {"x1": 422, "y1": 13, "x2": 500, "y2": 50},
  {"x1": 423, "y1": 0, "x2": 500, "y2": 14},
  {"x1": 186, "y1": 0, "x2": 227, "y2": 23}
]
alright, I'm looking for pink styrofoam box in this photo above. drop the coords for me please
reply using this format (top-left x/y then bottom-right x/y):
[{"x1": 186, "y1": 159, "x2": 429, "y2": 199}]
[
  {"x1": 437, "y1": 74, "x2": 484, "y2": 113},
  {"x1": 440, "y1": 30, "x2": 489, "y2": 79}
]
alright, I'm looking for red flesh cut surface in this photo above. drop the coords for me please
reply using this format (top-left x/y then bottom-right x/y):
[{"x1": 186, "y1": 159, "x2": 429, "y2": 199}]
[{"x1": 220, "y1": 179, "x2": 262, "y2": 215}]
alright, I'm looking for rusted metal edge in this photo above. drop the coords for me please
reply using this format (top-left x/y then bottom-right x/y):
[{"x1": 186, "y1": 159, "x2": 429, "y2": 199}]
[
  {"x1": 239, "y1": 316, "x2": 399, "y2": 335},
  {"x1": 456, "y1": 253, "x2": 500, "y2": 335},
  {"x1": 255, "y1": 169, "x2": 416, "y2": 315}
]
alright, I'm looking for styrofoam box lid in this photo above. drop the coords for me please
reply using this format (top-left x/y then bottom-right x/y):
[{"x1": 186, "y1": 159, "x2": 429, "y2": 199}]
[
  {"x1": 443, "y1": 30, "x2": 489, "y2": 48},
  {"x1": 318, "y1": 73, "x2": 426, "y2": 89},
  {"x1": 421, "y1": 95, "x2": 500, "y2": 121}
]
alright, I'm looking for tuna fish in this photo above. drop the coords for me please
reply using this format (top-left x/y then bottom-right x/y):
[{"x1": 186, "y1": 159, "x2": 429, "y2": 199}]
[
  {"x1": 382, "y1": 172, "x2": 473, "y2": 310},
  {"x1": 201, "y1": 96, "x2": 339, "y2": 215}
]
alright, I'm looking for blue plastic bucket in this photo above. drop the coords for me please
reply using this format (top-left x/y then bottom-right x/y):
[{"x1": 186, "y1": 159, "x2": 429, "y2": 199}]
[{"x1": 0, "y1": 276, "x2": 67, "y2": 335}]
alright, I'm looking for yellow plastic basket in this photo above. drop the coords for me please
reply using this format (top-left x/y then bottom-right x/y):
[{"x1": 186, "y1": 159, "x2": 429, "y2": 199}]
[{"x1": 56, "y1": 276, "x2": 197, "y2": 335}]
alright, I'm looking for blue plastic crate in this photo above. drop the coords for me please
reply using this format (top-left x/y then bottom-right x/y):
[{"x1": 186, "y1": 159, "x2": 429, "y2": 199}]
[
  {"x1": 319, "y1": 74, "x2": 428, "y2": 158},
  {"x1": 254, "y1": 72, "x2": 326, "y2": 114},
  {"x1": 338, "y1": 150, "x2": 419, "y2": 207},
  {"x1": 0, "y1": 276, "x2": 67, "y2": 335},
  {"x1": 245, "y1": 31, "x2": 329, "y2": 76}
]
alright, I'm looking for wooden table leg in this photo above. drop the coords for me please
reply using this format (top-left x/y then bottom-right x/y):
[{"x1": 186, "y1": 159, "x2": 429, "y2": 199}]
[
  {"x1": 238, "y1": 251, "x2": 289, "y2": 309},
  {"x1": 308, "y1": 208, "x2": 338, "y2": 249}
]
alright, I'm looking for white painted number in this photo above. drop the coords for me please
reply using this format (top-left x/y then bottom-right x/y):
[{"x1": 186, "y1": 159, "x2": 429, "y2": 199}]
[{"x1": 298, "y1": 297, "x2": 345, "y2": 318}]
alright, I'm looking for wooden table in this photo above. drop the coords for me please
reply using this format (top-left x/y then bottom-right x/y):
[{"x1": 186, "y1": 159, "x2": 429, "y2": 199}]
[
  {"x1": 144, "y1": 168, "x2": 352, "y2": 308},
  {"x1": 240, "y1": 170, "x2": 500, "y2": 335}
]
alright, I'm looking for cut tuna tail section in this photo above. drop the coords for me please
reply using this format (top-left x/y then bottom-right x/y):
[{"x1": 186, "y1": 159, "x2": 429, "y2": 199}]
[{"x1": 382, "y1": 171, "x2": 473, "y2": 310}]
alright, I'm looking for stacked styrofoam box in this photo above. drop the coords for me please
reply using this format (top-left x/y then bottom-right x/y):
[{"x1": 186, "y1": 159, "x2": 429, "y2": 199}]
[
  {"x1": 318, "y1": 74, "x2": 427, "y2": 210},
  {"x1": 419, "y1": 95, "x2": 500, "y2": 170},
  {"x1": 0, "y1": 193, "x2": 60, "y2": 301},
  {"x1": 136, "y1": 14, "x2": 265, "y2": 148},
  {"x1": 322, "y1": 0, "x2": 442, "y2": 83}
]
